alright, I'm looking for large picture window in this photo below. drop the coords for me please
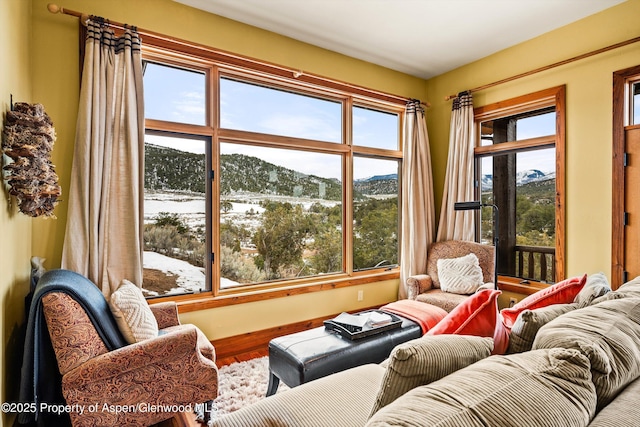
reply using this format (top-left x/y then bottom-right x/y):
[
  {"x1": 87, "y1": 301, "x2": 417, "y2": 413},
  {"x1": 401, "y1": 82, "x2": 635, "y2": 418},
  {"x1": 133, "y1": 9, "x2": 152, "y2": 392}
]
[
  {"x1": 140, "y1": 49, "x2": 403, "y2": 300},
  {"x1": 474, "y1": 86, "x2": 565, "y2": 285}
]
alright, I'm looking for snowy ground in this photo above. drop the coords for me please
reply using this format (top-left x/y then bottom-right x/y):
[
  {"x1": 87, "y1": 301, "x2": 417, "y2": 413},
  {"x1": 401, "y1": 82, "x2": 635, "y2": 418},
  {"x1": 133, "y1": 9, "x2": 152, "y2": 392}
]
[
  {"x1": 143, "y1": 251, "x2": 239, "y2": 296},
  {"x1": 142, "y1": 190, "x2": 341, "y2": 295}
]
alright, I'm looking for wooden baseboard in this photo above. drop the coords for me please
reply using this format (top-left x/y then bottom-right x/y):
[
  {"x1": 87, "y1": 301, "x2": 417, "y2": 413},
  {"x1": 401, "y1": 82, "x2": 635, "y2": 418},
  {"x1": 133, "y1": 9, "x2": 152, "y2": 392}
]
[{"x1": 210, "y1": 305, "x2": 380, "y2": 360}]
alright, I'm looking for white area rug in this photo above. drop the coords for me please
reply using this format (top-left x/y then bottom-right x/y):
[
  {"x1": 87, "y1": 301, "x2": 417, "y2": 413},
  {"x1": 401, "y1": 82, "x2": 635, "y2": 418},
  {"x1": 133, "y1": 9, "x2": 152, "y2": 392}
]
[{"x1": 204, "y1": 356, "x2": 288, "y2": 424}]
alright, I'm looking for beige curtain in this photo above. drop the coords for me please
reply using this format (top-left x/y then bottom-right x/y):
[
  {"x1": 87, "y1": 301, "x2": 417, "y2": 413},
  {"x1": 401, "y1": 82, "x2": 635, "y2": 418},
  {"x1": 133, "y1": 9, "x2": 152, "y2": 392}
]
[
  {"x1": 399, "y1": 100, "x2": 435, "y2": 299},
  {"x1": 436, "y1": 91, "x2": 475, "y2": 242},
  {"x1": 61, "y1": 20, "x2": 144, "y2": 297}
]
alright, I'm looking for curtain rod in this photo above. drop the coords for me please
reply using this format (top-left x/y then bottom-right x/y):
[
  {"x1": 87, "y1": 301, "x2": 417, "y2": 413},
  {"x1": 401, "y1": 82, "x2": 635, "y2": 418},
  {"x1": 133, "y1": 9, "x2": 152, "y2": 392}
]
[
  {"x1": 445, "y1": 34, "x2": 640, "y2": 101},
  {"x1": 47, "y1": 3, "x2": 429, "y2": 109}
]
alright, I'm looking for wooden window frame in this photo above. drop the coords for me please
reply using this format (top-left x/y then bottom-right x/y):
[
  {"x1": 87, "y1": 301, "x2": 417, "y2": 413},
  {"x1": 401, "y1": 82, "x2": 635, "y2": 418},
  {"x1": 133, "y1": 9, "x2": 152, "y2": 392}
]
[
  {"x1": 140, "y1": 36, "x2": 407, "y2": 312},
  {"x1": 473, "y1": 86, "x2": 566, "y2": 290},
  {"x1": 612, "y1": 65, "x2": 640, "y2": 288}
]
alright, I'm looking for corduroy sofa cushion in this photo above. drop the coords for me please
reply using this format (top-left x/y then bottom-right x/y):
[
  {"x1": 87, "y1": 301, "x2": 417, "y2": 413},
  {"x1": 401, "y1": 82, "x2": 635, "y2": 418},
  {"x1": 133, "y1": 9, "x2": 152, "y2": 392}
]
[
  {"x1": 369, "y1": 335, "x2": 493, "y2": 416},
  {"x1": 212, "y1": 364, "x2": 385, "y2": 427},
  {"x1": 574, "y1": 272, "x2": 611, "y2": 307},
  {"x1": 507, "y1": 303, "x2": 578, "y2": 354},
  {"x1": 588, "y1": 377, "x2": 640, "y2": 427},
  {"x1": 366, "y1": 348, "x2": 597, "y2": 427},
  {"x1": 591, "y1": 275, "x2": 640, "y2": 305},
  {"x1": 533, "y1": 297, "x2": 640, "y2": 410}
]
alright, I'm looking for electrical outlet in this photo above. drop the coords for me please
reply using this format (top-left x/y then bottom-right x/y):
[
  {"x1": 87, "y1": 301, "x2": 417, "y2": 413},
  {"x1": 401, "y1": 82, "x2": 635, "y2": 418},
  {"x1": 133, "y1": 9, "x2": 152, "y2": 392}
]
[
  {"x1": 357, "y1": 290, "x2": 364, "y2": 301},
  {"x1": 509, "y1": 297, "x2": 518, "y2": 308}
]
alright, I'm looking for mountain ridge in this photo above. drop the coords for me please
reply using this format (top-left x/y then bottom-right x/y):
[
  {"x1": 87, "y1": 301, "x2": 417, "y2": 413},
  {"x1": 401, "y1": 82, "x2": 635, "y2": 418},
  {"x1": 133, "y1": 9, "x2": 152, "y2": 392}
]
[{"x1": 144, "y1": 143, "x2": 398, "y2": 199}]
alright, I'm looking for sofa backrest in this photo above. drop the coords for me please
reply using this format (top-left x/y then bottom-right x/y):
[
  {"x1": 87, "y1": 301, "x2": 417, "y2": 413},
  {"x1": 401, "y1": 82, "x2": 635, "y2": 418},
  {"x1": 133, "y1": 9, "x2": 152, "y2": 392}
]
[{"x1": 533, "y1": 296, "x2": 640, "y2": 411}]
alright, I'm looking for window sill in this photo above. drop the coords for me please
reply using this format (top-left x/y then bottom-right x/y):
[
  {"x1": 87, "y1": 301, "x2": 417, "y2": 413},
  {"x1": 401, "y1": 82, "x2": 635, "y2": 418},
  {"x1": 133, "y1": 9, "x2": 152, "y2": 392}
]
[
  {"x1": 498, "y1": 276, "x2": 549, "y2": 295},
  {"x1": 148, "y1": 269, "x2": 400, "y2": 313}
]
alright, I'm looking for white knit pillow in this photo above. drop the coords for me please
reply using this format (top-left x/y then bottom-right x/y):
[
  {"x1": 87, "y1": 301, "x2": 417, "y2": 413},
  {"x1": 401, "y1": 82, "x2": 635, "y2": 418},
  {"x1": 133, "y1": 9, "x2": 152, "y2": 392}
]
[
  {"x1": 437, "y1": 253, "x2": 484, "y2": 294},
  {"x1": 109, "y1": 279, "x2": 158, "y2": 343}
]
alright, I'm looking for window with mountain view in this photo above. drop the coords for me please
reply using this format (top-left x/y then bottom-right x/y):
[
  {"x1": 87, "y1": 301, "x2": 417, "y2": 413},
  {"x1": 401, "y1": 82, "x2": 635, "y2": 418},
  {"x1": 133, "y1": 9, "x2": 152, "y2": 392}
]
[
  {"x1": 474, "y1": 87, "x2": 565, "y2": 284},
  {"x1": 141, "y1": 53, "x2": 403, "y2": 298},
  {"x1": 142, "y1": 132, "x2": 209, "y2": 296}
]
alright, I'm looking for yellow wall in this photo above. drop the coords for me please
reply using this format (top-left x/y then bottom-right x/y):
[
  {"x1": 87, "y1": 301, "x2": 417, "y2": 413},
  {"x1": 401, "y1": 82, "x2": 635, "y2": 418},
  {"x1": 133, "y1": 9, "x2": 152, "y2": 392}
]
[
  {"x1": 27, "y1": 0, "x2": 427, "y2": 341},
  {"x1": 426, "y1": 0, "x2": 640, "y2": 282},
  {"x1": 1, "y1": 1, "x2": 34, "y2": 424}
]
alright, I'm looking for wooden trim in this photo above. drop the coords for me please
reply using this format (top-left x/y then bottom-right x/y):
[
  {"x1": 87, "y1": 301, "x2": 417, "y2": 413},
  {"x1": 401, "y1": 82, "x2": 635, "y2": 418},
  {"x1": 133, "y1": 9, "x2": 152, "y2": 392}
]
[
  {"x1": 474, "y1": 86, "x2": 561, "y2": 120},
  {"x1": 498, "y1": 276, "x2": 547, "y2": 295},
  {"x1": 473, "y1": 85, "x2": 566, "y2": 282},
  {"x1": 217, "y1": 128, "x2": 351, "y2": 154},
  {"x1": 554, "y1": 86, "x2": 566, "y2": 281},
  {"x1": 446, "y1": 36, "x2": 640, "y2": 101},
  {"x1": 155, "y1": 270, "x2": 400, "y2": 313},
  {"x1": 474, "y1": 135, "x2": 555, "y2": 157},
  {"x1": 210, "y1": 304, "x2": 381, "y2": 360},
  {"x1": 141, "y1": 37, "x2": 410, "y2": 107},
  {"x1": 612, "y1": 64, "x2": 640, "y2": 289}
]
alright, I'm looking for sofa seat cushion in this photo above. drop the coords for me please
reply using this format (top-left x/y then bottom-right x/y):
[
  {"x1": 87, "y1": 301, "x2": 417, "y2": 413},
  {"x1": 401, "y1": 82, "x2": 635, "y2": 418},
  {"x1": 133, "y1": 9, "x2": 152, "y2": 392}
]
[
  {"x1": 589, "y1": 377, "x2": 640, "y2": 427},
  {"x1": 415, "y1": 289, "x2": 468, "y2": 313},
  {"x1": 212, "y1": 364, "x2": 385, "y2": 427},
  {"x1": 366, "y1": 348, "x2": 597, "y2": 427},
  {"x1": 533, "y1": 297, "x2": 640, "y2": 410},
  {"x1": 370, "y1": 335, "x2": 493, "y2": 415}
]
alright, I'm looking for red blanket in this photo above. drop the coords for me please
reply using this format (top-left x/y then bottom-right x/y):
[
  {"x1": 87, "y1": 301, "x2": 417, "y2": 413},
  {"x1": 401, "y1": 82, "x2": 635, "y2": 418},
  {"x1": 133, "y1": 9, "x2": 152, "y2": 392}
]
[{"x1": 381, "y1": 299, "x2": 448, "y2": 334}]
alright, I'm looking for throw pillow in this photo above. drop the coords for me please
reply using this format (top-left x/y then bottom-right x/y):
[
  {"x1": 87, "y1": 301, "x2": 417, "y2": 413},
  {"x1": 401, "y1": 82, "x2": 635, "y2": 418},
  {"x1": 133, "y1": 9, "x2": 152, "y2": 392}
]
[
  {"x1": 506, "y1": 303, "x2": 578, "y2": 354},
  {"x1": 591, "y1": 275, "x2": 640, "y2": 305},
  {"x1": 533, "y1": 297, "x2": 640, "y2": 411},
  {"x1": 109, "y1": 279, "x2": 159, "y2": 343},
  {"x1": 370, "y1": 335, "x2": 493, "y2": 416},
  {"x1": 500, "y1": 274, "x2": 587, "y2": 330},
  {"x1": 427, "y1": 289, "x2": 509, "y2": 355},
  {"x1": 366, "y1": 348, "x2": 597, "y2": 427},
  {"x1": 574, "y1": 272, "x2": 611, "y2": 307},
  {"x1": 437, "y1": 253, "x2": 484, "y2": 294}
]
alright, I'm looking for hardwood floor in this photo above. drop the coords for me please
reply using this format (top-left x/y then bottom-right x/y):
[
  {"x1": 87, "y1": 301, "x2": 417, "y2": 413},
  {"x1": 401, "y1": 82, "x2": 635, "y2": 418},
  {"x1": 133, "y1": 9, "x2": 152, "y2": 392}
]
[{"x1": 216, "y1": 348, "x2": 268, "y2": 367}]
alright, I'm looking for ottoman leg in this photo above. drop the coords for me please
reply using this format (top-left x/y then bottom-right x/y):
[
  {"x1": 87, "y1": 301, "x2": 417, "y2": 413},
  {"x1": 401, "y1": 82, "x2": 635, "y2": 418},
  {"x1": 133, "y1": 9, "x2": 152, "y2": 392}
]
[{"x1": 266, "y1": 370, "x2": 280, "y2": 397}]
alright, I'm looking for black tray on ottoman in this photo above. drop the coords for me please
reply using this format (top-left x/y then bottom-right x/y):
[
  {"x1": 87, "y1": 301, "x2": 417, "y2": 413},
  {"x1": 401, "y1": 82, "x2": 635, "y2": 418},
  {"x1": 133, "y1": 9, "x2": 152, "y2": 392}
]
[{"x1": 323, "y1": 310, "x2": 403, "y2": 340}]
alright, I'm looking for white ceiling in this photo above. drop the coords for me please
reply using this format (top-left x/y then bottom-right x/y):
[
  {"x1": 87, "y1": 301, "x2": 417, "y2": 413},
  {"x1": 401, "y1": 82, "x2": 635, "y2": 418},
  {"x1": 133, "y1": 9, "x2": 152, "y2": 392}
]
[{"x1": 174, "y1": 0, "x2": 625, "y2": 79}]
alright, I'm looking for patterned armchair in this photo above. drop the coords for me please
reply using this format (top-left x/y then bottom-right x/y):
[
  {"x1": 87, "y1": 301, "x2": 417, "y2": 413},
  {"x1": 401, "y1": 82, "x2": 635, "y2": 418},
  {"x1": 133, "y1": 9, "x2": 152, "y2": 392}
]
[
  {"x1": 406, "y1": 240, "x2": 495, "y2": 312},
  {"x1": 22, "y1": 269, "x2": 218, "y2": 427}
]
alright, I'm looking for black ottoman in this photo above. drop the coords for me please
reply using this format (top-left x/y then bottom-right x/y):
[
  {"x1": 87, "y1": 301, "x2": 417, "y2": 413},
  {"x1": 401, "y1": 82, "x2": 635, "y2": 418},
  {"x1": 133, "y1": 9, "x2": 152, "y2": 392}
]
[{"x1": 266, "y1": 314, "x2": 421, "y2": 396}]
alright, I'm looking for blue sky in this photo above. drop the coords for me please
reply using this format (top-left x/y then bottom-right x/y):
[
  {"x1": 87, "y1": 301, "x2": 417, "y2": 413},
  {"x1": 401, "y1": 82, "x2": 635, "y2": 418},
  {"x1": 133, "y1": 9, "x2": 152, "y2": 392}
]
[
  {"x1": 144, "y1": 62, "x2": 560, "y2": 182},
  {"x1": 143, "y1": 62, "x2": 400, "y2": 180}
]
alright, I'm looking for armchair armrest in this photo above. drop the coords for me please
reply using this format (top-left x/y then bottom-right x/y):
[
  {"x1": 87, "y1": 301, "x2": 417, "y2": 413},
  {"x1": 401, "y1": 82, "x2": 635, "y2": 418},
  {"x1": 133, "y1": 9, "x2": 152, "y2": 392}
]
[
  {"x1": 406, "y1": 274, "x2": 434, "y2": 300},
  {"x1": 63, "y1": 324, "x2": 216, "y2": 387},
  {"x1": 149, "y1": 301, "x2": 180, "y2": 329}
]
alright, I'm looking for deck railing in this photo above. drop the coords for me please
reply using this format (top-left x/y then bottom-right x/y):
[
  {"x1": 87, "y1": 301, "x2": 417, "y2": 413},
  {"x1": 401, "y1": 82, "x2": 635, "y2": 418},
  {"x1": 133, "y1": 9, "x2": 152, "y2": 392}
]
[{"x1": 514, "y1": 245, "x2": 555, "y2": 283}]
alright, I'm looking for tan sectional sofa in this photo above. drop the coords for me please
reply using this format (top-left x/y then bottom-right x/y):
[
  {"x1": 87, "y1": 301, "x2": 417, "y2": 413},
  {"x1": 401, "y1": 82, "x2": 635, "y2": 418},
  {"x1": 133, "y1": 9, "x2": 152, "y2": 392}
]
[{"x1": 212, "y1": 274, "x2": 640, "y2": 427}]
